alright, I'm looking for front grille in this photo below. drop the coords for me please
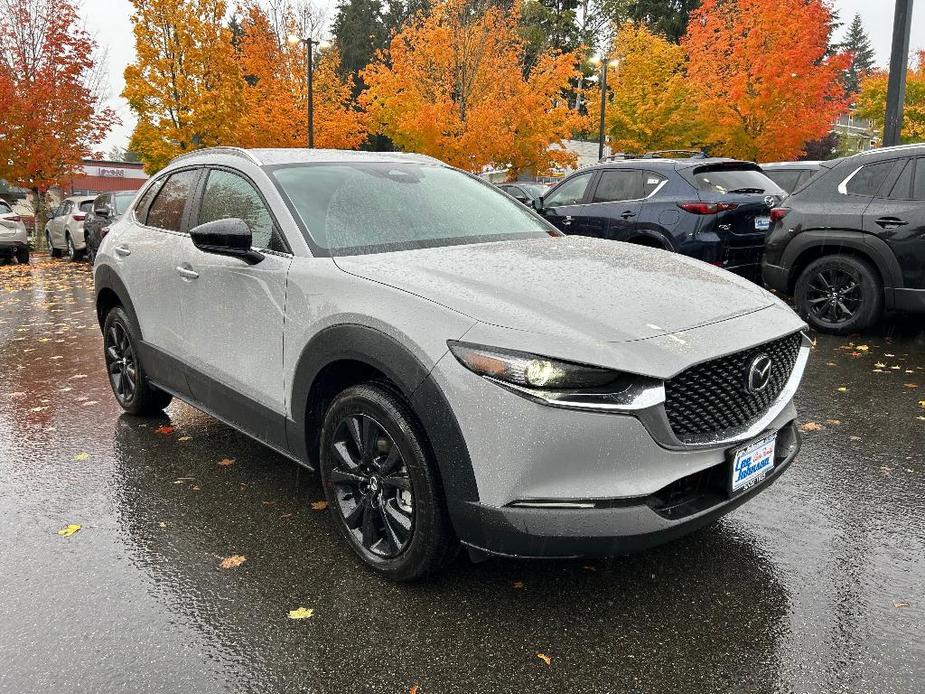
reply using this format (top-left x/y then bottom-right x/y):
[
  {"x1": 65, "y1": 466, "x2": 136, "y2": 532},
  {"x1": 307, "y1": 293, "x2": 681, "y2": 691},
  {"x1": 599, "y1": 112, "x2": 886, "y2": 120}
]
[{"x1": 664, "y1": 332, "x2": 802, "y2": 442}]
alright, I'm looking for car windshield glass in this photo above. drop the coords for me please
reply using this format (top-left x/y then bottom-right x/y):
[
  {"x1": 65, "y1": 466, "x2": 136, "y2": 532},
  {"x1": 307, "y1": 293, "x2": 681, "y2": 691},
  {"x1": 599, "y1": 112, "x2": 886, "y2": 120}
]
[
  {"x1": 113, "y1": 192, "x2": 136, "y2": 214},
  {"x1": 692, "y1": 167, "x2": 784, "y2": 195},
  {"x1": 270, "y1": 163, "x2": 555, "y2": 256},
  {"x1": 518, "y1": 183, "x2": 547, "y2": 198}
]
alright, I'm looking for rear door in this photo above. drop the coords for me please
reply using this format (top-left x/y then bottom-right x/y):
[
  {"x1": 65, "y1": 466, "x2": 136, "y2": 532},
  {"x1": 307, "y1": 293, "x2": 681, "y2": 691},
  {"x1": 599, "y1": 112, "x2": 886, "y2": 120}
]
[
  {"x1": 537, "y1": 170, "x2": 596, "y2": 233},
  {"x1": 581, "y1": 169, "x2": 645, "y2": 239},
  {"x1": 176, "y1": 167, "x2": 293, "y2": 447},
  {"x1": 863, "y1": 157, "x2": 925, "y2": 289}
]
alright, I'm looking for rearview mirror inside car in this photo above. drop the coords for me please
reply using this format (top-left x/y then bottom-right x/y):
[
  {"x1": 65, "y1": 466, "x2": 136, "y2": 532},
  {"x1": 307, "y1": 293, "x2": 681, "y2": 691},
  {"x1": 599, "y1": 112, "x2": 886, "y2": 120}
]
[{"x1": 190, "y1": 218, "x2": 264, "y2": 265}]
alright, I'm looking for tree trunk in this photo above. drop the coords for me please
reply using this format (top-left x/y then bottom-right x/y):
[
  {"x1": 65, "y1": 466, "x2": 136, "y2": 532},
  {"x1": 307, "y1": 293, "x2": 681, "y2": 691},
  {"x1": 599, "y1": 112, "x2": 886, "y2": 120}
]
[{"x1": 31, "y1": 187, "x2": 48, "y2": 252}]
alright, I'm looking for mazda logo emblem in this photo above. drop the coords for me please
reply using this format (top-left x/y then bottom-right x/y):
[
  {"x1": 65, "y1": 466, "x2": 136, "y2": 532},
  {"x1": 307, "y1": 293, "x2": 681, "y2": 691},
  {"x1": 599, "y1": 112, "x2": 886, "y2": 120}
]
[
  {"x1": 746, "y1": 354, "x2": 773, "y2": 393},
  {"x1": 764, "y1": 195, "x2": 778, "y2": 209}
]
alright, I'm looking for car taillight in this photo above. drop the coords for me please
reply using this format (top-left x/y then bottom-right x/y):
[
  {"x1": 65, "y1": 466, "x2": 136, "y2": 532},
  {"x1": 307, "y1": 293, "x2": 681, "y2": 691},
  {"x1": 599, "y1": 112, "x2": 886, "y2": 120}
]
[
  {"x1": 769, "y1": 208, "x2": 789, "y2": 222},
  {"x1": 73, "y1": 214, "x2": 86, "y2": 221},
  {"x1": 100, "y1": 225, "x2": 111, "y2": 239},
  {"x1": 677, "y1": 202, "x2": 739, "y2": 215},
  {"x1": 2, "y1": 214, "x2": 21, "y2": 222}
]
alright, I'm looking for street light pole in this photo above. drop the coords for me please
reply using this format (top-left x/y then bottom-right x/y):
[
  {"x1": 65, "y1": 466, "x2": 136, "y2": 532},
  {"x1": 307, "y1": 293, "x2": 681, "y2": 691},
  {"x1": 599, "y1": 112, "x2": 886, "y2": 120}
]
[
  {"x1": 884, "y1": 0, "x2": 914, "y2": 146},
  {"x1": 598, "y1": 63, "x2": 607, "y2": 161},
  {"x1": 288, "y1": 35, "x2": 331, "y2": 149}
]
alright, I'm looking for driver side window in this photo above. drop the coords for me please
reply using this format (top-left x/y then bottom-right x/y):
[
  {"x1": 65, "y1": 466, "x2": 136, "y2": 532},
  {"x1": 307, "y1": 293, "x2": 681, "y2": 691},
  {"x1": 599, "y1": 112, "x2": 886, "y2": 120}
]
[
  {"x1": 545, "y1": 172, "x2": 593, "y2": 207},
  {"x1": 198, "y1": 169, "x2": 285, "y2": 252}
]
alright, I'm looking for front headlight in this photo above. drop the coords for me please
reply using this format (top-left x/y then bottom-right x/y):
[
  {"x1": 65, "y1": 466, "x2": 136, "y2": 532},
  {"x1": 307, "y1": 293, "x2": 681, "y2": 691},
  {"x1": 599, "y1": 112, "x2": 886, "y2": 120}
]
[{"x1": 448, "y1": 342, "x2": 617, "y2": 390}]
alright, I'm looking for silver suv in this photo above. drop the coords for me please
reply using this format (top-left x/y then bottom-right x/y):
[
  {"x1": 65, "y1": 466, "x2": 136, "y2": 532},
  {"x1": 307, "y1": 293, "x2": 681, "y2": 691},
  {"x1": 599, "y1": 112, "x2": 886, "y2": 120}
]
[
  {"x1": 0, "y1": 199, "x2": 29, "y2": 263},
  {"x1": 94, "y1": 148, "x2": 809, "y2": 580}
]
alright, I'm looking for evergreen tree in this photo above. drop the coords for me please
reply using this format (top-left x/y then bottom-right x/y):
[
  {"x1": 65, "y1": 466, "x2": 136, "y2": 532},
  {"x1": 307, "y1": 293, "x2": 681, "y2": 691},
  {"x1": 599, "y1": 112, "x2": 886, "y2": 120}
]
[
  {"x1": 622, "y1": 0, "x2": 701, "y2": 43},
  {"x1": 840, "y1": 13, "x2": 876, "y2": 96},
  {"x1": 331, "y1": 0, "x2": 388, "y2": 96}
]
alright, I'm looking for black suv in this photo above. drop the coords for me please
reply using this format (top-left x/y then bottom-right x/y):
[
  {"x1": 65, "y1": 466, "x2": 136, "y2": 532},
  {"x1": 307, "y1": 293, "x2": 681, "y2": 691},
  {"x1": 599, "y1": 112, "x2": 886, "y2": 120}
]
[
  {"x1": 533, "y1": 157, "x2": 785, "y2": 278},
  {"x1": 763, "y1": 145, "x2": 925, "y2": 334},
  {"x1": 83, "y1": 191, "x2": 137, "y2": 263},
  {"x1": 761, "y1": 161, "x2": 823, "y2": 194}
]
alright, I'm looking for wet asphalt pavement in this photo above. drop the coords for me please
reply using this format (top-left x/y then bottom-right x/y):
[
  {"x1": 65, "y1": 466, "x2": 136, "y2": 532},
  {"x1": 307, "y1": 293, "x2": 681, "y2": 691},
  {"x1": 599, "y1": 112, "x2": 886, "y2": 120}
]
[{"x1": 0, "y1": 257, "x2": 923, "y2": 694}]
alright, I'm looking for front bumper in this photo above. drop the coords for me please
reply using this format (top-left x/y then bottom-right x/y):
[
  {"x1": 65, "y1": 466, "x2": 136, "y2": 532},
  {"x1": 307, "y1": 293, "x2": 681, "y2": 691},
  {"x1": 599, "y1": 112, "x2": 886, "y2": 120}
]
[{"x1": 458, "y1": 420, "x2": 800, "y2": 558}]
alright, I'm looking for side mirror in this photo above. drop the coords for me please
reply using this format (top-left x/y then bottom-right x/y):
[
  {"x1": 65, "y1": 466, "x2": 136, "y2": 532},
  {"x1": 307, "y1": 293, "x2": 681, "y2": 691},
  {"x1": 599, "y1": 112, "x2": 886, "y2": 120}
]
[{"x1": 190, "y1": 218, "x2": 264, "y2": 265}]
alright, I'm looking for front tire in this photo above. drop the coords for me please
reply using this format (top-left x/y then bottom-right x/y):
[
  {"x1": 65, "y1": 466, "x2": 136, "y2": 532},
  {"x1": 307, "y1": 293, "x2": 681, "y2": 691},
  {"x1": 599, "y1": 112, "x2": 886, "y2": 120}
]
[
  {"x1": 103, "y1": 307, "x2": 173, "y2": 415},
  {"x1": 319, "y1": 382, "x2": 456, "y2": 581},
  {"x1": 794, "y1": 254, "x2": 882, "y2": 334}
]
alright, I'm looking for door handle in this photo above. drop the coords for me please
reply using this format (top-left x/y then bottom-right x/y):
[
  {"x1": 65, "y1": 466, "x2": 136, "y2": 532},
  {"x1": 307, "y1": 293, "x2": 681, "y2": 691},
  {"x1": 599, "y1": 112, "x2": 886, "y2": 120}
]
[
  {"x1": 561, "y1": 216, "x2": 573, "y2": 226},
  {"x1": 114, "y1": 245, "x2": 131, "y2": 257},
  {"x1": 176, "y1": 265, "x2": 199, "y2": 280},
  {"x1": 620, "y1": 210, "x2": 637, "y2": 219},
  {"x1": 875, "y1": 217, "x2": 908, "y2": 229}
]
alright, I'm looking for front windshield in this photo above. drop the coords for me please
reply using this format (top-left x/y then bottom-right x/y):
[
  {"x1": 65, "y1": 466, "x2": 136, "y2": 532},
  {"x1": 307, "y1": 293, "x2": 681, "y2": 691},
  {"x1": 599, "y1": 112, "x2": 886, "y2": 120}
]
[
  {"x1": 519, "y1": 183, "x2": 548, "y2": 198},
  {"x1": 113, "y1": 192, "x2": 137, "y2": 214},
  {"x1": 269, "y1": 162, "x2": 555, "y2": 256}
]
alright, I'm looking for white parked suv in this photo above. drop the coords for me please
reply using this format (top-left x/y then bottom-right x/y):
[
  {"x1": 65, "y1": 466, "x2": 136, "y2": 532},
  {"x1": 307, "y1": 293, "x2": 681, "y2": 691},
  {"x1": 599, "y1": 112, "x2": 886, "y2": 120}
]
[
  {"x1": 0, "y1": 199, "x2": 29, "y2": 263},
  {"x1": 94, "y1": 148, "x2": 809, "y2": 580},
  {"x1": 45, "y1": 195, "x2": 96, "y2": 260}
]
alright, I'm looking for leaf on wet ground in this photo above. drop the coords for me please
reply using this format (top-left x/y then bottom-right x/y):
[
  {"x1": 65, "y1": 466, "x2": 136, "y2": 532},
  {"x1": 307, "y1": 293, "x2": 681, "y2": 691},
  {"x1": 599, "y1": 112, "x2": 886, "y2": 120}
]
[
  {"x1": 824, "y1": 419, "x2": 841, "y2": 426},
  {"x1": 874, "y1": 362, "x2": 886, "y2": 368},
  {"x1": 288, "y1": 607, "x2": 314, "y2": 620},
  {"x1": 799, "y1": 422, "x2": 824, "y2": 432},
  {"x1": 536, "y1": 653, "x2": 552, "y2": 665},
  {"x1": 72, "y1": 452, "x2": 90, "y2": 461},
  {"x1": 855, "y1": 345, "x2": 869, "y2": 352},
  {"x1": 310, "y1": 500, "x2": 328, "y2": 511},
  {"x1": 178, "y1": 436, "x2": 192, "y2": 441},
  {"x1": 919, "y1": 400, "x2": 925, "y2": 409},
  {"x1": 893, "y1": 601, "x2": 910, "y2": 608},
  {"x1": 837, "y1": 387, "x2": 848, "y2": 393},
  {"x1": 409, "y1": 686, "x2": 419, "y2": 694},
  {"x1": 220, "y1": 555, "x2": 246, "y2": 569},
  {"x1": 512, "y1": 580, "x2": 524, "y2": 589},
  {"x1": 57, "y1": 524, "x2": 81, "y2": 537},
  {"x1": 154, "y1": 425, "x2": 175, "y2": 435},
  {"x1": 904, "y1": 384, "x2": 918, "y2": 389},
  {"x1": 217, "y1": 457, "x2": 235, "y2": 466}
]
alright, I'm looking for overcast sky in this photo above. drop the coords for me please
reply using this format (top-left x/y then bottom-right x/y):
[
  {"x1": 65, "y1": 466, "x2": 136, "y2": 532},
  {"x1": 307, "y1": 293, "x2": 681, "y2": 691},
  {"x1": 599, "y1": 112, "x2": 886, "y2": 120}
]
[{"x1": 83, "y1": 0, "x2": 925, "y2": 153}]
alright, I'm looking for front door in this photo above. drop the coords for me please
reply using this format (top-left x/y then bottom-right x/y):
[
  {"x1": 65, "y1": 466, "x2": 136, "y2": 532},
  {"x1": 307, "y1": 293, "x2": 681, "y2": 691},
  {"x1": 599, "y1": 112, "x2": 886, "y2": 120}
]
[
  {"x1": 581, "y1": 169, "x2": 646, "y2": 240},
  {"x1": 538, "y1": 170, "x2": 596, "y2": 234},
  {"x1": 176, "y1": 167, "x2": 292, "y2": 448}
]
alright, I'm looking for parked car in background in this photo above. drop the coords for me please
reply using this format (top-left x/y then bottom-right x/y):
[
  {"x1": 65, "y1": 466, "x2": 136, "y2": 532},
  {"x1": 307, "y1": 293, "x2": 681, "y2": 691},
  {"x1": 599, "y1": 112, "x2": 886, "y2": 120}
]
[
  {"x1": 763, "y1": 144, "x2": 925, "y2": 333},
  {"x1": 0, "y1": 199, "x2": 29, "y2": 264},
  {"x1": 495, "y1": 182, "x2": 549, "y2": 205},
  {"x1": 84, "y1": 191, "x2": 138, "y2": 263},
  {"x1": 761, "y1": 161, "x2": 824, "y2": 194},
  {"x1": 95, "y1": 146, "x2": 808, "y2": 580},
  {"x1": 45, "y1": 195, "x2": 96, "y2": 261},
  {"x1": 532, "y1": 157, "x2": 786, "y2": 279}
]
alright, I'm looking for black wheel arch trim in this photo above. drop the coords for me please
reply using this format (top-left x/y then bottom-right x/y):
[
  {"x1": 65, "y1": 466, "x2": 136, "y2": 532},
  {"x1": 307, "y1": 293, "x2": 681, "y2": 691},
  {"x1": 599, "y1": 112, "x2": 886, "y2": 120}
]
[
  {"x1": 781, "y1": 230, "x2": 904, "y2": 292},
  {"x1": 94, "y1": 265, "x2": 143, "y2": 339},
  {"x1": 288, "y1": 324, "x2": 480, "y2": 529}
]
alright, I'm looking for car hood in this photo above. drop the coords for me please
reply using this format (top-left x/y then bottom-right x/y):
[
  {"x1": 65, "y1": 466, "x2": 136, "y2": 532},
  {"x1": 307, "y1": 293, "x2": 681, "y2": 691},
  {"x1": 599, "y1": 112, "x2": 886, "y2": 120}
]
[{"x1": 333, "y1": 236, "x2": 779, "y2": 343}]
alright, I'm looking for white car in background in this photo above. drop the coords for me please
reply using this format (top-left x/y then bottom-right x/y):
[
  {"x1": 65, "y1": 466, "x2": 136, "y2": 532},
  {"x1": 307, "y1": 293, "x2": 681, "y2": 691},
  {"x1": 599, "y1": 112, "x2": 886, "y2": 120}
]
[
  {"x1": 45, "y1": 195, "x2": 96, "y2": 261},
  {"x1": 0, "y1": 199, "x2": 29, "y2": 264}
]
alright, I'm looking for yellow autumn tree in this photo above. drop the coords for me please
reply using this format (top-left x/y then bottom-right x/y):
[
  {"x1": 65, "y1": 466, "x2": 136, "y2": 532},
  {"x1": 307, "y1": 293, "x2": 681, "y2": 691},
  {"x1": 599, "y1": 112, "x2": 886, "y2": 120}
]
[
  {"x1": 123, "y1": 0, "x2": 242, "y2": 172},
  {"x1": 234, "y1": 3, "x2": 366, "y2": 149},
  {"x1": 586, "y1": 23, "x2": 705, "y2": 154},
  {"x1": 361, "y1": 0, "x2": 583, "y2": 176},
  {"x1": 854, "y1": 50, "x2": 925, "y2": 144}
]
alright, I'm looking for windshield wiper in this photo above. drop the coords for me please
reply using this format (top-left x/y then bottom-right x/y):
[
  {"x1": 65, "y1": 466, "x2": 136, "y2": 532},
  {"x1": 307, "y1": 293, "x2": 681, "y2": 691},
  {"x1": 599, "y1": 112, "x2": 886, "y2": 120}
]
[{"x1": 728, "y1": 187, "x2": 765, "y2": 194}]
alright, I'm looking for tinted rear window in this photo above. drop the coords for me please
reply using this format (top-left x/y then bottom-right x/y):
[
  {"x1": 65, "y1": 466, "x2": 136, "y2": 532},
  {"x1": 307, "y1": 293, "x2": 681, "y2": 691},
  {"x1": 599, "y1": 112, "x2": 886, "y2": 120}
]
[
  {"x1": 79, "y1": 201, "x2": 94, "y2": 213},
  {"x1": 691, "y1": 167, "x2": 783, "y2": 195},
  {"x1": 844, "y1": 161, "x2": 897, "y2": 196},
  {"x1": 764, "y1": 170, "x2": 804, "y2": 193}
]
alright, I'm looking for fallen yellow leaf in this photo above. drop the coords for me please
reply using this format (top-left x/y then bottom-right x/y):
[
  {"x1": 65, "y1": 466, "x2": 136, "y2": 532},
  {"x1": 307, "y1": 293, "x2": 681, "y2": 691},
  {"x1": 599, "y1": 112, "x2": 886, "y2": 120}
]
[
  {"x1": 893, "y1": 601, "x2": 910, "y2": 608},
  {"x1": 856, "y1": 345, "x2": 869, "y2": 351},
  {"x1": 220, "y1": 555, "x2": 246, "y2": 569},
  {"x1": 904, "y1": 384, "x2": 918, "y2": 389},
  {"x1": 799, "y1": 421, "x2": 824, "y2": 432},
  {"x1": 288, "y1": 607, "x2": 314, "y2": 620},
  {"x1": 72, "y1": 452, "x2": 90, "y2": 461},
  {"x1": 919, "y1": 400, "x2": 925, "y2": 408},
  {"x1": 217, "y1": 458, "x2": 235, "y2": 466},
  {"x1": 512, "y1": 580, "x2": 524, "y2": 589},
  {"x1": 310, "y1": 500, "x2": 328, "y2": 511},
  {"x1": 410, "y1": 687, "x2": 419, "y2": 694},
  {"x1": 837, "y1": 387, "x2": 848, "y2": 393},
  {"x1": 536, "y1": 653, "x2": 552, "y2": 665},
  {"x1": 824, "y1": 419, "x2": 841, "y2": 426},
  {"x1": 178, "y1": 436, "x2": 192, "y2": 441},
  {"x1": 57, "y1": 524, "x2": 81, "y2": 537}
]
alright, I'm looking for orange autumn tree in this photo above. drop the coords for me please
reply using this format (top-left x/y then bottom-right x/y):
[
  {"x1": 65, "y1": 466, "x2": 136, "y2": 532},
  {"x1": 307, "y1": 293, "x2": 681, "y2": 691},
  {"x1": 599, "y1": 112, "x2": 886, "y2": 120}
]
[
  {"x1": 0, "y1": 0, "x2": 116, "y2": 241},
  {"x1": 123, "y1": 0, "x2": 242, "y2": 172},
  {"x1": 234, "y1": 3, "x2": 365, "y2": 149},
  {"x1": 361, "y1": 0, "x2": 583, "y2": 176},
  {"x1": 854, "y1": 50, "x2": 925, "y2": 144},
  {"x1": 586, "y1": 23, "x2": 705, "y2": 154},
  {"x1": 684, "y1": 0, "x2": 849, "y2": 161}
]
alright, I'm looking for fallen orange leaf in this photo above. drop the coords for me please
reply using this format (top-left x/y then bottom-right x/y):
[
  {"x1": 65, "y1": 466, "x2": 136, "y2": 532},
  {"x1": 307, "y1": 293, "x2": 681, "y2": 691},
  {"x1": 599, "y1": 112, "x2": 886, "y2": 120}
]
[
  {"x1": 310, "y1": 500, "x2": 328, "y2": 511},
  {"x1": 536, "y1": 653, "x2": 552, "y2": 665},
  {"x1": 217, "y1": 458, "x2": 235, "y2": 466},
  {"x1": 154, "y1": 425, "x2": 174, "y2": 435},
  {"x1": 220, "y1": 555, "x2": 246, "y2": 569}
]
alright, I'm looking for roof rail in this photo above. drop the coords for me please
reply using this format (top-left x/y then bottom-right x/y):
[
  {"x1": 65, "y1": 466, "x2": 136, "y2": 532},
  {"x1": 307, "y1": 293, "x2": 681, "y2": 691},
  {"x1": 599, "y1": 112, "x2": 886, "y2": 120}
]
[
  {"x1": 168, "y1": 146, "x2": 262, "y2": 166},
  {"x1": 642, "y1": 150, "x2": 709, "y2": 159},
  {"x1": 598, "y1": 152, "x2": 641, "y2": 162}
]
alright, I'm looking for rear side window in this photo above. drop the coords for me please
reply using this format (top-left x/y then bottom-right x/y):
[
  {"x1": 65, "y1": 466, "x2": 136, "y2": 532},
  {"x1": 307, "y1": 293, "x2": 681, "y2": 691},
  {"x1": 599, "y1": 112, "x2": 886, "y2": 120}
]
[
  {"x1": 643, "y1": 173, "x2": 667, "y2": 197},
  {"x1": 914, "y1": 159, "x2": 925, "y2": 201},
  {"x1": 592, "y1": 170, "x2": 642, "y2": 202},
  {"x1": 545, "y1": 172, "x2": 593, "y2": 207},
  {"x1": 79, "y1": 201, "x2": 94, "y2": 214},
  {"x1": 844, "y1": 161, "x2": 897, "y2": 196},
  {"x1": 888, "y1": 160, "x2": 914, "y2": 199},
  {"x1": 146, "y1": 169, "x2": 198, "y2": 231},
  {"x1": 691, "y1": 167, "x2": 782, "y2": 195}
]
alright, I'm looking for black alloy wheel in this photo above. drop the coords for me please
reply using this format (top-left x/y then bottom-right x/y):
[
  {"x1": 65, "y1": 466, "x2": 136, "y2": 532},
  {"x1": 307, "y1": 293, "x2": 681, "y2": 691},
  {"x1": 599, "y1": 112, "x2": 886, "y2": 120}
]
[
  {"x1": 328, "y1": 413, "x2": 414, "y2": 558},
  {"x1": 105, "y1": 319, "x2": 138, "y2": 406},
  {"x1": 319, "y1": 382, "x2": 456, "y2": 580},
  {"x1": 804, "y1": 266, "x2": 863, "y2": 325},
  {"x1": 794, "y1": 254, "x2": 882, "y2": 335}
]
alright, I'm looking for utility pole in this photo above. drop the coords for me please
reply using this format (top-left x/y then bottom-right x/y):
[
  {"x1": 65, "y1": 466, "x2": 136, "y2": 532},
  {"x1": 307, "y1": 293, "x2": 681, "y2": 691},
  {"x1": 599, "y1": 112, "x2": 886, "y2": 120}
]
[{"x1": 883, "y1": 0, "x2": 914, "y2": 146}]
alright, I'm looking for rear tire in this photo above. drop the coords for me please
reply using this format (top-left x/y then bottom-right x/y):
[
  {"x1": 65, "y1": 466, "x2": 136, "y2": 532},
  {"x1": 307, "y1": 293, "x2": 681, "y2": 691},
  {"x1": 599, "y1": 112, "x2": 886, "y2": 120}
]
[
  {"x1": 794, "y1": 254, "x2": 882, "y2": 334},
  {"x1": 66, "y1": 233, "x2": 82, "y2": 262},
  {"x1": 47, "y1": 232, "x2": 62, "y2": 258},
  {"x1": 15, "y1": 247, "x2": 29, "y2": 264},
  {"x1": 319, "y1": 382, "x2": 457, "y2": 581},
  {"x1": 102, "y1": 307, "x2": 173, "y2": 415}
]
